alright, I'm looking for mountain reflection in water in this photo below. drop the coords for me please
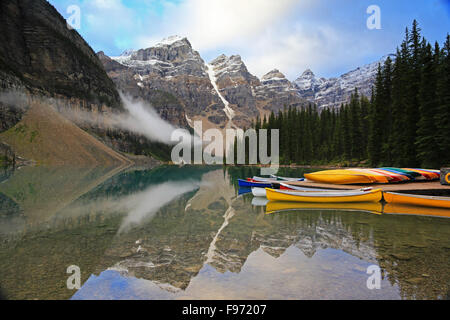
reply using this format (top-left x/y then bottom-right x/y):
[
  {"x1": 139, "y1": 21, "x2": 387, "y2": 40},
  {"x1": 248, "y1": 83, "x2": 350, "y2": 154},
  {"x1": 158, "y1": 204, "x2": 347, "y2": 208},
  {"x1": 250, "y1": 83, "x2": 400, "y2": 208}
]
[{"x1": 0, "y1": 165, "x2": 448, "y2": 300}]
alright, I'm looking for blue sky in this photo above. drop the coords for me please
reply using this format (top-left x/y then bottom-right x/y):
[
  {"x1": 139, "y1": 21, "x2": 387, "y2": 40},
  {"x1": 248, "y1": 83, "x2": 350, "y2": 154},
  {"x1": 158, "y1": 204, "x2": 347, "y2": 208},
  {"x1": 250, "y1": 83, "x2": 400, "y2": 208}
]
[{"x1": 49, "y1": 0, "x2": 450, "y2": 80}]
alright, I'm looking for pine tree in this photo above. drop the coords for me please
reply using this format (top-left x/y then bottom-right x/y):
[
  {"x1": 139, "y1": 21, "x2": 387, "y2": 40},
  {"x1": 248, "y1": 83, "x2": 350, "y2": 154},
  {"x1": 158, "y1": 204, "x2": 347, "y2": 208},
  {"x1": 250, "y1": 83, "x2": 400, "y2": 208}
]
[
  {"x1": 403, "y1": 20, "x2": 422, "y2": 166},
  {"x1": 349, "y1": 90, "x2": 363, "y2": 160},
  {"x1": 436, "y1": 34, "x2": 450, "y2": 166},
  {"x1": 391, "y1": 32, "x2": 410, "y2": 166},
  {"x1": 416, "y1": 42, "x2": 440, "y2": 167},
  {"x1": 359, "y1": 95, "x2": 370, "y2": 160},
  {"x1": 368, "y1": 66, "x2": 384, "y2": 165},
  {"x1": 380, "y1": 57, "x2": 393, "y2": 163}
]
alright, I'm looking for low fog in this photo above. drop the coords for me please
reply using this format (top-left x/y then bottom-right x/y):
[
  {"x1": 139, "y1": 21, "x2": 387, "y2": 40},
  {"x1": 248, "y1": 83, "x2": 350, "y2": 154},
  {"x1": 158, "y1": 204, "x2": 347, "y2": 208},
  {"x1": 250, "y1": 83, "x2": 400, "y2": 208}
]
[{"x1": 0, "y1": 90, "x2": 194, "y2": 146}]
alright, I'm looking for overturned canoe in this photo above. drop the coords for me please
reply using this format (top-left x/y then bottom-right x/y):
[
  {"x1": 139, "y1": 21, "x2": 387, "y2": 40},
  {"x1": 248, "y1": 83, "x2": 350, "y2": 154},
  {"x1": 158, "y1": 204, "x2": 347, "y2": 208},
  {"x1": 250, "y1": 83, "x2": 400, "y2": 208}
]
[
  {"x1": 403, "y1": 168, "x2": 440, "y2": 180},
  {"x1": 304, "y1": 170, "x2": 379, "y2": 184},
  {"x1": 266, "y1": 188, "x2": 383, "y2": 203},
  {"x1": 347, "y1": 169, "x2": 392, "y2": 183},
  {"x1": 252, "y1": 187, "x2": 267, "y2": 197},
  {"x1": 384, "y1": 192, "x2": 450, "y2": 209},
  {"x1": 368, "y1": 169, "x2": 409, "y2": 182},
  {"x1": 380, "y1": 168, "x2": 423, "y2": 180}
]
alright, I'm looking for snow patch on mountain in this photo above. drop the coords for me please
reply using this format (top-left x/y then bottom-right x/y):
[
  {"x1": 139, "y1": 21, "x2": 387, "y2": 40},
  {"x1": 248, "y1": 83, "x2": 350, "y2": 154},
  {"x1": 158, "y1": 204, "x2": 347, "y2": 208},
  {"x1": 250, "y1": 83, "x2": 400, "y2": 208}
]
[
  {"x1": 206, "y1": 63, "x2": 235, "y2": 122},
  {"x1": 155, "y1": 35, "x2": 186, "y2": 47}
]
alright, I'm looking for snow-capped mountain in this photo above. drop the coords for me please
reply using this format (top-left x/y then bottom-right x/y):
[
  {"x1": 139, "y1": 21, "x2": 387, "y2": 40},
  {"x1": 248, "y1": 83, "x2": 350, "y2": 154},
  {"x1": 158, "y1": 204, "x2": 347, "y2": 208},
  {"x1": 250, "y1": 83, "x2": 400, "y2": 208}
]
[
  {"x1": 100, "y1": 35, "x2": 392, "y2": 130},
  {"x1": 102, "y1": 37, "x2": 306, "y2": 129},
  {"x1": 207, "y1": 54, "x2": 260, "y2": 124},
  {"x1": 294, "y1": 54, "x2": 396, "y2": 109},
  {"x1": 254, "y1": 69, "x2": 304, "y2": 114},
  {"x1": 294, "y1": 69, "x2": 326, "y2": 102}
]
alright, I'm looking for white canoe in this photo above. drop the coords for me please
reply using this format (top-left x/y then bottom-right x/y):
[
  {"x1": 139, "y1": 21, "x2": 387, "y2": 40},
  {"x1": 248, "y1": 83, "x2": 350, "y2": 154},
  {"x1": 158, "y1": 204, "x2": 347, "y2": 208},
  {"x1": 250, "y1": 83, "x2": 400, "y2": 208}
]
[
  {"x1": 252, "y1": 188, "x2": 267, "y2": 197},
  {"x1": 252, "y1": 176, "x2": 276, "y2": 182}
]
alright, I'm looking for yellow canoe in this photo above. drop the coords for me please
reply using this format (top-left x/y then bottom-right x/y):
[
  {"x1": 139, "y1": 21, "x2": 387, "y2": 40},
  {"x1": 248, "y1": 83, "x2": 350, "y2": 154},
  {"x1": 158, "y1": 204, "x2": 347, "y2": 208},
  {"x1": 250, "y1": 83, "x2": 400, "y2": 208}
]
[
  {"x1": 304, "y1": 169, "x2": 379, "y2": 185},
  {"x1": 266, "y1": 201, "x2": 383, "y2": 215},
  {"x1": 384, "y1": 203, "x2": 450, "y2": 218},
  {"x1": 384, "y1": 192, "x2": 450, "y2": 209},
  {"x1": 266, "y1": 188, "x2": 383, "y2": 203}
]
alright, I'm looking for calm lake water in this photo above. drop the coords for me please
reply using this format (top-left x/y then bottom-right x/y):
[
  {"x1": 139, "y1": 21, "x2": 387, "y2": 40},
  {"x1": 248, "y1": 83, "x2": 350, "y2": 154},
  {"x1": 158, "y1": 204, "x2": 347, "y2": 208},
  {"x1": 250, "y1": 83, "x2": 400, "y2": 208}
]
[{"x1": 0, "y1": 165, "x2": 449, "y2": 300}]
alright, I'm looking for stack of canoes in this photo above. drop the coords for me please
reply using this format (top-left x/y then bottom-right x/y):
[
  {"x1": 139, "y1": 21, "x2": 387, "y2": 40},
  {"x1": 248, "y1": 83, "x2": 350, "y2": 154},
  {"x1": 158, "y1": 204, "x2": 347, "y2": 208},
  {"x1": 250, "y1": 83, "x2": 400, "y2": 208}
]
[
  {"x1": 304, "y1": 168, "x2": 440, "y2": 185},
  {"x1": 256, "y1": 187, "x2": 450, "y2": 210},
  {"x1": 238, "y1": 169, "x2": 450, "y2": 210}
]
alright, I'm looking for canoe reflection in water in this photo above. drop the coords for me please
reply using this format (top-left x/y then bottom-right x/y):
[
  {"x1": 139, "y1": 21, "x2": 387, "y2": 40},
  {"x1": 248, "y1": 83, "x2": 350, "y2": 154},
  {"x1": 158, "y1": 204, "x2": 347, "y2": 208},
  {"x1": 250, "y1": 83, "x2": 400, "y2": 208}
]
[
  {"x1": 265, "y1": 201, "x2": 450, "y2": 219},
  {"x1": 0, "y1": 166, "x2": 449, "y2": 300}
]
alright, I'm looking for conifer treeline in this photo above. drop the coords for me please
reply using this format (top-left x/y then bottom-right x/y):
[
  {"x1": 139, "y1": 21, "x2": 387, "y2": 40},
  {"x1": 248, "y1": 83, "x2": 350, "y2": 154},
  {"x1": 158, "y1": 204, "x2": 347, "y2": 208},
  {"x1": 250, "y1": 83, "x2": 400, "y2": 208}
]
[{"x1": 253, "y1": 21, "x2": 450, "y2": 168}]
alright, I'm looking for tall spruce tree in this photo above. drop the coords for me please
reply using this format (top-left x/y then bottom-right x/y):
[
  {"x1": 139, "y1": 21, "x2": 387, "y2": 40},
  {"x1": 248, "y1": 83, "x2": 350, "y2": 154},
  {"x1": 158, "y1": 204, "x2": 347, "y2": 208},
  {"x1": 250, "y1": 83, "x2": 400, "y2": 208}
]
[
  {"x1": 416, "y1": 43, "x2": 440, "y2": 167},
  {"x1": 368, "y1": 66, "x2": 384, "y2": 165},
  {"x1": 435, "y1": 35, "x2": 450, "y2": 166}
]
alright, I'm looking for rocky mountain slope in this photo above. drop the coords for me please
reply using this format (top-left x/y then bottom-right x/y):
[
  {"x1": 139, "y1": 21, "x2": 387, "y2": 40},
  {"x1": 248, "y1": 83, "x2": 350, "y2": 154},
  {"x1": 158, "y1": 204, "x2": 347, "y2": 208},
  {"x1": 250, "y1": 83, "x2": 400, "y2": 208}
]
[
  {"x1": 294, "y1": 55, "x2": 396, "y2": 109},
  {"x1": 104, "y1": 35, "x2": 388, "y2": 131},
  {"x1": 0, "y1": 0, "x2": 171, "y2": 163},
  {"x1": 0, "y1": 100, "x2": 131, "y2": 166},
  {"x1": 0, "y1": 0, "x2": 121, "y2": 117},
  {"x1": 255, "y1": 69, "x2": 305, "y2": 114}
]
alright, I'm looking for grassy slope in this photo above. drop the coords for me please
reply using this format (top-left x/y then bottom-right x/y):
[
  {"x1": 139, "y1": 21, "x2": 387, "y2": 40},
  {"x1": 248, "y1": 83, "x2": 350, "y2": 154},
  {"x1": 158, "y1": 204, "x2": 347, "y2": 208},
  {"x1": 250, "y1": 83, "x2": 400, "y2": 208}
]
[{"x1": 0, "y1": 101, "x2": 132, "y2": 166}]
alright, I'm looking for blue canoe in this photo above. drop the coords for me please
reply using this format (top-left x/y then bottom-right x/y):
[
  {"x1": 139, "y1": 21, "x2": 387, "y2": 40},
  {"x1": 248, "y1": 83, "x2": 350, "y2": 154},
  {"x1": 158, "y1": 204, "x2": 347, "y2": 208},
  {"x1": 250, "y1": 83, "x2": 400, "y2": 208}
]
[{"x1": 238, "y1": 179, "x2": 273, "y2": 188}]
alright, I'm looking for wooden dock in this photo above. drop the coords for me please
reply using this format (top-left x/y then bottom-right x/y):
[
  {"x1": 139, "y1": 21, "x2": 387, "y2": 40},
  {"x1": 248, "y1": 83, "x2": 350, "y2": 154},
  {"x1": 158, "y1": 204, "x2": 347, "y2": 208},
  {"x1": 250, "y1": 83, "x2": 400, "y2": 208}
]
[{"x1": 286, "y1": 180, "x2": 450, "y2": 195}]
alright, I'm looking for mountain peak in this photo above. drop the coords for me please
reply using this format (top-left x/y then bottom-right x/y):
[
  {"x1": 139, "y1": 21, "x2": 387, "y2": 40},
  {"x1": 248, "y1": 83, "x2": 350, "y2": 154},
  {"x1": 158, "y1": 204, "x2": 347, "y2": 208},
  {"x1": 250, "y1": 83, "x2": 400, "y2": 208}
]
[
  {"x1": 120, "y1": 49, "x2": 135, "y2": 57},
  {"x1": 156, "y1": 35, "x2": 190, "y2": 48},
  {"x1": 210, "y1": 54, "x2": 228, "y2": 65},
  {"x1": 262, "y1": 69, "x2": 286, "y2": 81},
  {"x1": 294, "y1": 54, "x2": 396, "y2": 109},
  {"x1": 301, "y1": 69, "x2": 315, "y2": 77}
]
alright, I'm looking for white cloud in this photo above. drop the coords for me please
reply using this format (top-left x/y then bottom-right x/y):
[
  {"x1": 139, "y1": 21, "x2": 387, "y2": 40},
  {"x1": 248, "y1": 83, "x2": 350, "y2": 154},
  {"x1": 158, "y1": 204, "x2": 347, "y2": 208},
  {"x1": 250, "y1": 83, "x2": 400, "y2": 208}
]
[
  {"x1": 133, "y1": 0, "x2": 383, "y2": 80},
  {"x1": 70, "y1": 0, "x2": 394, "y2": 79},
  {"x1": 135, "y1": 0, "x2": 317, "y2": 48},
  {"x1": 242, "y1": 23, "x2": 377, "y2": 80}
]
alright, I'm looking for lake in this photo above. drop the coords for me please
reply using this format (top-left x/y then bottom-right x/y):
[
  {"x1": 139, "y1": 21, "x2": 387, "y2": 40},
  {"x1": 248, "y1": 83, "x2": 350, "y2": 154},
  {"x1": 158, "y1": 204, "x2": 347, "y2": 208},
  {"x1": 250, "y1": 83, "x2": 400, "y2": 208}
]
[{"x1": 0, "y1": 165, "x2": 449, "y2": 300}]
